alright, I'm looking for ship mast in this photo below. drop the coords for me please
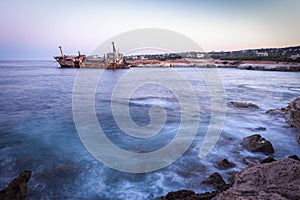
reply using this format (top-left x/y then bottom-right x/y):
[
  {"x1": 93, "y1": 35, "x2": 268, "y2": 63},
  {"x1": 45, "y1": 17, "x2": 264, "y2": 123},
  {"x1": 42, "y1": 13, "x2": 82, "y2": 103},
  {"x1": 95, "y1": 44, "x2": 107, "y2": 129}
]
[
  {"x1": 112, "y1": 42, "x2": 117, "y2": 62},
  {"x1": 58, "y1": 46, "x2": 65, "y2": 57},
  {"x1": 112, "y1": 42, "x2": 116, "y2": 54}
]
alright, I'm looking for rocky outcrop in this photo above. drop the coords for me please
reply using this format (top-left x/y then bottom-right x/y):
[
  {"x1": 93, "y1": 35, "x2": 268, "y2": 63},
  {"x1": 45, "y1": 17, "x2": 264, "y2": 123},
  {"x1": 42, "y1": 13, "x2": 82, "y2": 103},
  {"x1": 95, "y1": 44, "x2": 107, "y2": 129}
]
[
  {"x1": 266, "y1": 107, "x2": 287, "y2": 115},
  {"x1": 217, "y1": 159, "x2": 236, "y2": 169},
  {"x1": 289, "y1": 155, "x2": 300, "y2": 161},
  {"x1": 203, "y1": 172, "x2": 231, "y2": 191},
  {"x1": 0, "y1": 170, "x2": 32, "y2": 200},
  {"x1": 158, "y1": 190, "x2": 218, "y2": 200},
  {"x1": 214, "y1": 158, "x2": 300, "y2": 200},
  {"x1": 241, "y1": 134, "x2": 274, "y2": 153},
  {"x1": 260, "y1": 156, "x2": 276, "y2": 164},
  {"x1": 159, "y1": 172, "x2": 229, "y2": 200},
  {"x1": 287, "y1": 98, "x2": 300, "y2": 130},
  {"x1": 230, "y1": 101, "x2": 259, "y2": 109},
  {"x1": 159, "y1": 158, "x2": 300, "y2": 200},
  {"x1": 242, "y1": 156, "x2": 262, "y2": 165},
  {"x1": 247, "y1": 127, "x2": 266, "y2": 131},
  {"x1": 266, "y1": 98, "x2": 300, "y2": 144},
  {"x1": 238, "y1": 64, "x2": 300, "y2": 71},
  {"x1": 159, "y1": 99, "x2": 300, "y2": 200},
  {"x1": 267, "y1": 98, "x2": 300, "y2": 130}
]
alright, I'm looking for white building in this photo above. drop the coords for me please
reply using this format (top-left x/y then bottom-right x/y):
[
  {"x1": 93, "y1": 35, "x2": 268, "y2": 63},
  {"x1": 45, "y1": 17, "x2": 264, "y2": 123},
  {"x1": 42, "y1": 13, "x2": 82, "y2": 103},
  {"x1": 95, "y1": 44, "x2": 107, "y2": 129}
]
[
  {"x1": 196, "y1": 53, "x2": 205, "y2": 58},
  {"x1": 255, "y1": 51, "x2": 269, "y2": 57},
  {"x1": 291, "y1": 54, "x2": 300, "y2": 60}
]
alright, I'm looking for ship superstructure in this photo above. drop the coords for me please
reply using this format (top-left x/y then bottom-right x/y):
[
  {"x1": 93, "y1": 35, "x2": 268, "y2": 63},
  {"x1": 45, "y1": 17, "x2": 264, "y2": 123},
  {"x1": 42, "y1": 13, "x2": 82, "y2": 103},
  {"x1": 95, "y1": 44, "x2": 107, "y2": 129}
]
[{"x1": 54, "y1": 42, "x2": 130, "y2": 69}]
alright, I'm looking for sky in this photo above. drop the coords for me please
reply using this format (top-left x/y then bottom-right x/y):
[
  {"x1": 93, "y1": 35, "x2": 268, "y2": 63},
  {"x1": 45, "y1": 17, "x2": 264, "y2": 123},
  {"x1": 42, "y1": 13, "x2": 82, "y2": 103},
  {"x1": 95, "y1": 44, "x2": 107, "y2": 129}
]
[{"x1": 0, "y1": 0, "x2": 299, "y2": 59}]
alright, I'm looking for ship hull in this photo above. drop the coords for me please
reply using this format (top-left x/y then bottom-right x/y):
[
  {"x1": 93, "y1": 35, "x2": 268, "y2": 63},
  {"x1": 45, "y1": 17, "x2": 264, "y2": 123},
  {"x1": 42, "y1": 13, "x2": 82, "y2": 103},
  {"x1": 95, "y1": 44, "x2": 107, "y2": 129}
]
[
  {"x1": 54, "y1": 55, "x2": 130, "y2": 69},
  {"x1": 57, "y1": 60, "x2": 80, "y2": 68},
  {"x1": 54, "y1": 44, "x2": 130, "y2": 69},
  {"x1": 56, "y1": 61, "x2": 130, "y2": 69}
]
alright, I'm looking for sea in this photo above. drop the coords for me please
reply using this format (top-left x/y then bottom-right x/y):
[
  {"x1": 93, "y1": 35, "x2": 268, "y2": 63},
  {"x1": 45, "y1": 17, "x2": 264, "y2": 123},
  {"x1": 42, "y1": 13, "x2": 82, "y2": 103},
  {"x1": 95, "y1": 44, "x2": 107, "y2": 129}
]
[{"x1": 0, "y1": 60, "x2": 299, "y2": 199}]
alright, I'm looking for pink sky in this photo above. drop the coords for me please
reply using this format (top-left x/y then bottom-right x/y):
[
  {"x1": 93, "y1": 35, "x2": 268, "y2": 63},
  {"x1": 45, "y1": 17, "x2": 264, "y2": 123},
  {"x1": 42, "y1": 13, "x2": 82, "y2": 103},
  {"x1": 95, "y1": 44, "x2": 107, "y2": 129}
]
[{"x1": 0, "y1": 0, "x2": 299, "y2": 59}]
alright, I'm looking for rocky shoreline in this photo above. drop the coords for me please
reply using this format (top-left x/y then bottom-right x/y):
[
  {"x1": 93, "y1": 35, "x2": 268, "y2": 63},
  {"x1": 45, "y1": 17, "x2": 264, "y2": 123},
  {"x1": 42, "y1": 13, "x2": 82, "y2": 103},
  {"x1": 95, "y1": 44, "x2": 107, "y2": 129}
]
[
  {"x1": 159, "y1": 98, "x2": 300, "y2": 200},
  {"x1": 127, "y1": 59, "x2": 300, "y2": 72},
  {"x1": 1, "y1": 99, "x2": 299, "y2": 200},
  {"x1": 160, "y1": 157, "x2": 300, "y2": 200},
  {"x1": 238, "y1": 63, "x2": 300, "y2": 72}
]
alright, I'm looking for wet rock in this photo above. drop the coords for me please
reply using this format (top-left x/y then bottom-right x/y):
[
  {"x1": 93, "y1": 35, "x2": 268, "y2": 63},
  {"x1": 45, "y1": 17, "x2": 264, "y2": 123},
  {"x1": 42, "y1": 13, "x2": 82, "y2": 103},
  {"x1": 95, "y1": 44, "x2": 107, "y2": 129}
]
[
  {"x1": 203, "y1": 172, "x2": 230, "y2": 191},
  {"x1": 288, "y1": 155, "x2": 300, "y2": 161},
  {"x1": 266, "y1": 107, "x2": 286, "y2": 116},
  {"x1": 38, "y1": 164, "x2": 81, "y2": 181},
  {"x1": 159, "y1": 190, "x2": 195, "y2": 200},
  {"x1": 176, "y1": 165, "x2": 207, "y2": 179},
  {"x1": 287, "y1": 98, "x2": 300, "y2": 130},
  {"x1": 230, "y1": 101, "x2": 259, "y2": 109},
  {"x1": 193, "y1": 191, "x2": 219, "y2": 200},
  {"x1": 217, "y1": 159, "x2": 236, "y2": 169},
  {"x1": 242, "y1": 156, "x2": 262, "y2": 165},
  {"x1": 266, "y1": 98, "x2": 300, "y2": 144},
  {"x1": 226, "y1": 171, "x2": 239, "y2": 184},
  {"x1": 214, "y1": 158, "x2": 300, "y2": 200},
  {"x1": 215, "y1": 134, "x2": 234, "y2": 145},
  {"x1": 248, "y1": 127, "x2": 266, "y2": 131},
  {"x1": 238, "y1": 64, "x2": 300, "y2": 72},
  {"x1": 266, "y1": 98, "x2": 300, "y2": 130},
  {"x1": 260, "y1": 156, "x2": 276, "y2": 164},
  {"x1": 158, "y1": 190, "x2": 218, "y2": 200},
  {"x1": 241, "y1": 134, "x2": 274, "y2": 153},
  {"x1": 0, "y1": 170, "x2": 31, "y2": 200}
]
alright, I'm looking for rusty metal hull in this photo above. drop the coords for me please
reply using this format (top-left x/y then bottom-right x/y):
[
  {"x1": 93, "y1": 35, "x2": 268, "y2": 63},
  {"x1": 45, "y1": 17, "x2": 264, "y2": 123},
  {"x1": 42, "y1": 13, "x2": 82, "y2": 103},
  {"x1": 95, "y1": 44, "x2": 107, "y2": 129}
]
[
  {"x1": 80, "y1": 62, "x2": 130, "y2": 69},
  {"x1": 54, "y1": 44, "x2": 130, "y2": 69},
  {"x1": 54, "y1": 55, "x2": 84, "y2": 68},
  {"x1": 55, "y1": 60, "x2": 130, "y2": 69},
  {"x1": 54, "y1": 56, "x2": 130, "y2": 69},
  {"x1": 56, "y1": 60, "x2": 80, "y2": 68}
]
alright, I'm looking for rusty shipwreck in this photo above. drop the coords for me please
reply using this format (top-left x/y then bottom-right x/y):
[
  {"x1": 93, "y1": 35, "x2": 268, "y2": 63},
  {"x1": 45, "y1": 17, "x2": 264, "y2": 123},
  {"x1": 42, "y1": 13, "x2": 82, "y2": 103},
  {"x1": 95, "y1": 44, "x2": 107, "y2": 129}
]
[{"x1": 54, "y1": 42, "x2": 130, "y2": 69}]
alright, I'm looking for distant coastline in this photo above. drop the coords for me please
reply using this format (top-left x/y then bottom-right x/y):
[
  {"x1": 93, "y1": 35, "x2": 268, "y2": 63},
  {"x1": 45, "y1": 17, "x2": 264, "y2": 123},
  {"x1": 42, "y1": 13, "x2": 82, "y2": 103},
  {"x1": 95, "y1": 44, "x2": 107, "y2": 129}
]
[
  {"x1": 125, "y1": 45, "x2": 300, "y2": 71},
  {"x1": 126, "y1": 59, "x2": 300, "y2": 72}
]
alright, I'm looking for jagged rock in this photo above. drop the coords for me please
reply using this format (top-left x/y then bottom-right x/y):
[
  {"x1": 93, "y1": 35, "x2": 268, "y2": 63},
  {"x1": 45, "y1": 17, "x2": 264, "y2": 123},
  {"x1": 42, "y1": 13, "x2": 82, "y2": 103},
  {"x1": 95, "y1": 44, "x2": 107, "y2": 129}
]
[
  {"x1": 242, "y1": 156, "x2": 262, "y2": 165},
  {"x1": 248, "y1": 127, "x2": 266, "y2": 131},
  {"x1": 266, "y1": 98, "x2": 300, "y2": 130},
  {"x1": 287, "y1": 98, "x2": 300, "y2": 130},
  {"x1": 37, "y1": 164, "x2": 81, "y2": 183},
  {"x1": 288, "y1": 155, "x2": 300, "y2": 161},
  {"x1": 260, "y1": 156, "x2": 276, "y2": 164},
  {"x1": 230, "y1": 101, "x2": 259, "y2": 109},
  {"x1": 158, "y1": 190, "x2": 218, "y2": 200},
  {"x1": 266, "y1": 98, "x2": 300, "y2": 144},
  {"x1": 203, "y1": 172, "x2": 230, "y2": 191},
  {"x1": 226, "y1": 171, "x2": 239, "y2": 184},
  {"x1": 214, "y1": 158, "x2": 300, "y2": 200},
  {"x1": 217, "y1": 159, "x2": 236, "y2": 169},
  {"x1": 238, "y1": 64, "x2": 300, "y2": 72},
  {"x1": 176, "y1": 165, "x2": 207, "y2": 179},
  {"x1": 159, "y1": 190, "x2": 194, "y2": 200},
  {"x1": 241, "y1": 134, "x2": 274, "y2": 153},
  {"x1": 266, "y1": 107, "x2": 286, "y2": 115},
  {"x1": 0, "y1": 170, "x2": 32, "y2": 200}
]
